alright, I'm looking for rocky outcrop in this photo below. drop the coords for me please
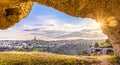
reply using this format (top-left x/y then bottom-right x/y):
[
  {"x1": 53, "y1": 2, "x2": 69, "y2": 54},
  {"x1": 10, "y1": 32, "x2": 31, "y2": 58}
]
[
  {"x1": 36, "y1": 0, "x2": 120, "y2": 20},
  {"x1": 101, "y1": 18, "x2": 120, "y2": 57},
  {"x1": 0, "y1": 0, "x2": 33, "y2": 29},
  {"x1": 1, "y1": 0, "x2": 120, "y2": 29},
  {"x1": 1, "y1": 0, "x2": 120, "y2": 57}
]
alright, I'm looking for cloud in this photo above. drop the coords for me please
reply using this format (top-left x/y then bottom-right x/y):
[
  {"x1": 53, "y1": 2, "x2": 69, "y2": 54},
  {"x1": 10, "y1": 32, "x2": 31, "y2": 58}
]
[
  {"x1": 56, "y1": 29, "x2": 106, "y2": 39},
  {"x1": 21, "y1": 15, "x2": 107, "y2": 40},
  {"x1": 23, "y1": 16, "x2": 94, "y2": 33},
  {"x1": 24, "y1": 28, "x2": 40, "y2": 31},
  {"x1": 0, "y1": 28, "x2": 33, "y2": 40}
]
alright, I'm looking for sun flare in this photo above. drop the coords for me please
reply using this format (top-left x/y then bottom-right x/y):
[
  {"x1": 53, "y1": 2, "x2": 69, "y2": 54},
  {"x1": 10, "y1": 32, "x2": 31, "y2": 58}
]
[{"x1": 92, "y1": 21, "x2": 101, "y2": 29}]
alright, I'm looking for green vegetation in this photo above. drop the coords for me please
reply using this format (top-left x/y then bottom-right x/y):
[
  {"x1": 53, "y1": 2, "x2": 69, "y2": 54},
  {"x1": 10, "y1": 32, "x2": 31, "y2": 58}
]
[
  {"x1": 108, "y1": 56, "x2": 120, "y2": 64},
  {"x1": 93, "y1": 39, "x2": 112, "y2": 48},
  {"x1": 17, "y1": 48, "x2": 25, "y2": 51},
  {"x1": 0, "y1": 52, "x2": 119, "y2": 65},
  {"x1": 94, "y1": 42, "x2": 99, "y2": 48},
  {"x1": 99, "y1": 39, "x2": 112, "y2": 48},
  {"x1": 91, "y1": 39, "x2": 114, "y2": 56},
  {"x1": 0, "y1": 52, "x2": 99, "y2": 65},
  {"x1": 91, "y1": 52, "x2": 98, "y2": 56}
]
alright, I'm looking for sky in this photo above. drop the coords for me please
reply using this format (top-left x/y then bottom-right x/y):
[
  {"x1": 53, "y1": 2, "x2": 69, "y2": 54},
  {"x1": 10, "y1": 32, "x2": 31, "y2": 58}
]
[{"x1": 0, "y1": 3, "x2": 107, "y2": 40}]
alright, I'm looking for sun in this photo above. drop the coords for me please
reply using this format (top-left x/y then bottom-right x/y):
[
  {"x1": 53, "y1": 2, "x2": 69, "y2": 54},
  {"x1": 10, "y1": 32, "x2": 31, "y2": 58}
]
[
  {"x1": 92, "y1": 21, "x2": 101, "y2": 29},
  {"x1": 96, "y1": 23, "x2": 101, "y2": 27}
]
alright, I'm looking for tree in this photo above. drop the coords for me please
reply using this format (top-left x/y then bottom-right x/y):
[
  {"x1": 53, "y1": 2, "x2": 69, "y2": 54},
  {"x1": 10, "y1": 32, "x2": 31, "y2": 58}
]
[
  {"x1": 94, "y1": 42, "x2": 99, "y2": 48},
  {"x1": 17, "y1": 48, "x2": 25, "y2": 51},
  {"x1": 99, "y1": 39, "x2": 112, "y2": 48}
]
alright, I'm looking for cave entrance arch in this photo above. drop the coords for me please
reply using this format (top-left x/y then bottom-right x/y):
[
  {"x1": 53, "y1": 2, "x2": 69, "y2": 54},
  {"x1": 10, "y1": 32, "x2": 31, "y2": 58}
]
[
  {"x1": 1, "y1": 0, "x2": 120, "y2": 57},
  {"x1": 17, "y1": 3, "x2": 109, "y2": 56},
  {"x1": 33, "y1": 1, "x2": 120, "y2": 57}
]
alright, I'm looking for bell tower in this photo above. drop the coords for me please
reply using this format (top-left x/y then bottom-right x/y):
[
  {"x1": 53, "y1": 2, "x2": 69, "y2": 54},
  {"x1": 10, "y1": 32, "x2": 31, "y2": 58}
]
[{"x1": 33, "y1": 36, "x2": 36, "y2": 40}]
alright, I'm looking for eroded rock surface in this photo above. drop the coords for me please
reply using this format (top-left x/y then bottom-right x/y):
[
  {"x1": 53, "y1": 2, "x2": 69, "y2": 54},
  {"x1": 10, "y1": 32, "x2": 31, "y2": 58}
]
[
  {"x1": 1, "y1": 0, "x2": 120, "y2": 29},
  {"x1": 1, "y1": 0, "x2": 120, "y2": 57},
  {"x1": 0, "y1": 0, "x2": 33, "y2": 29}
]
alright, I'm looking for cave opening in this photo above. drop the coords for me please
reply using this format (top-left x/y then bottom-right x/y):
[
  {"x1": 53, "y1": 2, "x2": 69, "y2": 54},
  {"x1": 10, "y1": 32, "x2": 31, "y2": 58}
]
[
  {"x1": 0, "y1": 1, "x2": 120, "y2": 65},
  {"x1": 5, "y1": 8, "x2": 19, "y2": 16},
  {"x1": 0, "y1": 3, "x2": 111, "y2": 56}
]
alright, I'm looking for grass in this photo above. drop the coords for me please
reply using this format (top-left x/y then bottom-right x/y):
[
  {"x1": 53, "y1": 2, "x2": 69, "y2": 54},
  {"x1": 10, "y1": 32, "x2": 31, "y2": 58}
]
[
  {"x1": 0, "y1": 52, "x2": 99, "y2": 65},
  {"x1": 108, "y1": 55, "x2": 120, "y2": 64}
]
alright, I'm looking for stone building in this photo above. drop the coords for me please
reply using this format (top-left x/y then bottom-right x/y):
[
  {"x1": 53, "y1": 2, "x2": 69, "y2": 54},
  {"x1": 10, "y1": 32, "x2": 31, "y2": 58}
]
[{"x1": 88, "y1": 47, "x2": 113, "y2": 55}]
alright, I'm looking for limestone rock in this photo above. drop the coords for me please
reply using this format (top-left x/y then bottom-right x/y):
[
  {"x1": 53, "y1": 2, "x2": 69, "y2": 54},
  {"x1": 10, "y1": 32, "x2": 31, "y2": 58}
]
[
  {"x1": 35, "y1": 0, "x2": 120, "y2": 21},
  {"x1": 0, "y1": 0, "x2": 33, "y2": 29},
  {"x1": 1, "y1": 0, "x2": 120, "y2": 29}
]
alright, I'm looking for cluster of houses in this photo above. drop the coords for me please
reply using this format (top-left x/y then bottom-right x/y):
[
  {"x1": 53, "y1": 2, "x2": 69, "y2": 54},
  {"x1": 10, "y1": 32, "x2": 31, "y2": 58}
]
[
  {"x1": 88, "y1": 47, "x2": 113, "y2": 55},
  {"x1": 0, "y1": 37, "x2": 113, "y2": 55}
]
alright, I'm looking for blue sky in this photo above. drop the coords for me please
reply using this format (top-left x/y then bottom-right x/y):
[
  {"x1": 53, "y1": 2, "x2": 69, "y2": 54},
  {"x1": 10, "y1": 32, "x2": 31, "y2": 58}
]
[{"x1": 0, "y1": 3, "x2": 107, "y2": 40}]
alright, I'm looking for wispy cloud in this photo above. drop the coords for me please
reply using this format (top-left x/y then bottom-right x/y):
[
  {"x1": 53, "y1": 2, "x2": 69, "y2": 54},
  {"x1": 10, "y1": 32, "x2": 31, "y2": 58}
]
[
  {"x1": 21, "y1": 15, "x2": 107, "y2": 40},
  {"x1": 0, "y1": 28, "x2": 33, "y2": 40}
]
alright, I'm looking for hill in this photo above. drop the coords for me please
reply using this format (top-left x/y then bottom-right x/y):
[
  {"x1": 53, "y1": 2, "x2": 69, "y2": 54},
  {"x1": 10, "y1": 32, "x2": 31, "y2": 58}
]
[
  {"x1": 0, "y1": 52, "x2": 99, "y2": 65},
  {"x1": 0, "y1": 52, "x2": 119, "y2": 65}
]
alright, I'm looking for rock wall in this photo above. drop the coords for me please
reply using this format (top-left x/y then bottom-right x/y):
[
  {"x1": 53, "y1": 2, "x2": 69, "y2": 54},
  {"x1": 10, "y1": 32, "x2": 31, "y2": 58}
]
[
  {"x1": 1, "y1": 0, "x2": 120, "y2": 30},
  {"x1": 34, "y1": 0, "x2": 120, "y2": 24},
  {"x1": 1, "y1": 0, "x2": 120, "y2": 56},
  {"x1": 0, "y1": 0, "x2": 33, "y2": 29},
  {"x1": 101, "y1": 18, "x2": 120, "y2": 57}
]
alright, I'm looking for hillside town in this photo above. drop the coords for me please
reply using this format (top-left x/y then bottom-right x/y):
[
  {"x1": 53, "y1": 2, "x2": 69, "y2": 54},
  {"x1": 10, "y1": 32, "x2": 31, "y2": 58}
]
[{"x1": 0, "y1": 36, "x2": 105, "y2": 55}]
